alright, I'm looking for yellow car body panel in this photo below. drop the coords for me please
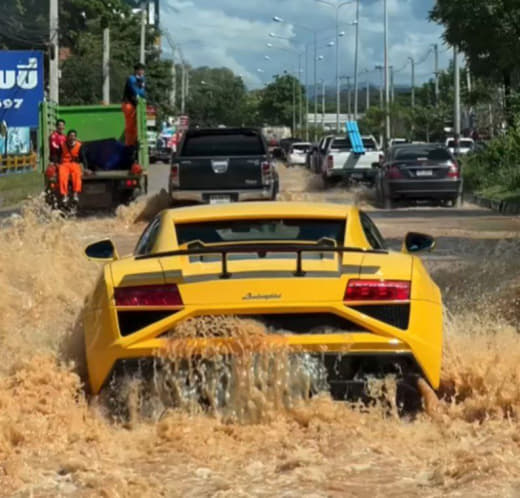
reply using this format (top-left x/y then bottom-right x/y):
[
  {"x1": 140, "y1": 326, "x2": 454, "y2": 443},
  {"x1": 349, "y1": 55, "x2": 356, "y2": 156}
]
[{"x1": 83, "y1": 202, "x2": 443, "y2": 395}]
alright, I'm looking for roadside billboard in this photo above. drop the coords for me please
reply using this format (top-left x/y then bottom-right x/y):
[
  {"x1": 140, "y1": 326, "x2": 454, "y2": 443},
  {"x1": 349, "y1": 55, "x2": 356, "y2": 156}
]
[
  {"x1": 0, "y1": 50, "x2": 44, "y2": 128},
  {"x1": 0, "y1": 51, "x2": 43, "y2": 175}
]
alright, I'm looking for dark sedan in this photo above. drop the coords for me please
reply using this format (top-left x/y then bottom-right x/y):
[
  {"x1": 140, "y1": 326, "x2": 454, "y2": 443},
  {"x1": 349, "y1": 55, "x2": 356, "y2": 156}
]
[{"x1": 375, "y1": 143, "x2": 463, "y2": 209}]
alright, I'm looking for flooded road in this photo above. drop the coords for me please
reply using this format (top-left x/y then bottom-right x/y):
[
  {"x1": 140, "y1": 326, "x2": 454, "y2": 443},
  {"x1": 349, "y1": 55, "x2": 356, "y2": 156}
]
[{"x1": 1, "y1": 164, "x2": 520, "y2": 497}]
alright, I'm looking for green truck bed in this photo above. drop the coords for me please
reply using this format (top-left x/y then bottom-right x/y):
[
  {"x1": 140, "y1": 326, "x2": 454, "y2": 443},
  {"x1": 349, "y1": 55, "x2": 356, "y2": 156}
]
[{"x1": 39, "y1": 100, "x2": 149, "y2": 173}]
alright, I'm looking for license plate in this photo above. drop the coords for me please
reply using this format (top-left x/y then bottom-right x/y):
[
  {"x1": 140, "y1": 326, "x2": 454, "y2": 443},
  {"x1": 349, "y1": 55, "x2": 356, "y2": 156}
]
[
  {"x1": 352, "y1": 173, "x2": 364, "y2": 179},
  {"x1": 84, "y1": 183, "x2": 106, "y2": 194},
  {"x1": 416, "y1": 170, "x2": 433, "y2": 177},
  {"x1": 209, "y1": 195, "x2": 231, "y2": 204}
]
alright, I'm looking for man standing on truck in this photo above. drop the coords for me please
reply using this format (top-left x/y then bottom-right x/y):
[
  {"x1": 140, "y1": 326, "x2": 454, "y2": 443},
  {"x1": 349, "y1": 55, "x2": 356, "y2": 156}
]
[
  {"x1": 49, "y1": 119, "x2": 66, "y2": 164},
  {"x1": 59, "y1": 130, "x2": 84, "y2": 203},
  {"x1": 122, "y1": 63, "x2": 146, "y2": 147}
]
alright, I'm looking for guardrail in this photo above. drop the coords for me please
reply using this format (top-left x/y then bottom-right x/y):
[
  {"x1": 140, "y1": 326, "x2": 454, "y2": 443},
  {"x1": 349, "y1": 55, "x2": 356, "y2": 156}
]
[{"x1": 0, "y1": 153, "x2": 38, "y2": 176}]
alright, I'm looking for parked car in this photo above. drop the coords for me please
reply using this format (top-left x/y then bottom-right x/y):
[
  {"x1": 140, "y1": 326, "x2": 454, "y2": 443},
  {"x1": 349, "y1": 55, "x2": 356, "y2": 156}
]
[
  {"x1": 446, "y1": 137, "x2": 475, "y2": 156},
  {"x1": 288, "y1": 142, "x2": 312, "y2": 166},
  {"x1": 375, "y1": 143, "x2": 463, "y2": 209},
  {"x1": 320, "y1": 135, "x2": 382, "y2": 188},
  {"x1": 389, "y1": 138, "x2": 408, "y2": 148},
  {"x1": 170, "y1": 128, "x2": 279, "y2": 205}
]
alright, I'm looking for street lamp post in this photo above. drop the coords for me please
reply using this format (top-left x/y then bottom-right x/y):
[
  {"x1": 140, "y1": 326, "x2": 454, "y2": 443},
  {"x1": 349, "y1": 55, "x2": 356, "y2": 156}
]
[
  {"x1": 315, "y1": 0, "x2": 357, "y2": 131},
  {"x1": 266, "y1": 40, "x2": 305, "y2": 137},
  {"x1": 384, "y1": 0, "x2": 390, "y2": 145},
  {"x1": 353, "y1": 0, "x2": 360, "y2": 120},
  {"x1": 273, "y1": 16, "x2": 321, "y2": 140}
]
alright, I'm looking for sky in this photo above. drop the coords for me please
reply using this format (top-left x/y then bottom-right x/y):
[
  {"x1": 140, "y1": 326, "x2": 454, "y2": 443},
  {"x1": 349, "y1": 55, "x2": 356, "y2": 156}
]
[{"x1": 161, "y1": 0, "x2": 452, "y2": 90}]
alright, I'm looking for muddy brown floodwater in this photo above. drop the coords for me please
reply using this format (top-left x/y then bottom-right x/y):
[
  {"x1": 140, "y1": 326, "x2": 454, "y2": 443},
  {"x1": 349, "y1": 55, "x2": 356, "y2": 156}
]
[{"x1": 1, "y1": 165, "x2": 520, "y2": 497}]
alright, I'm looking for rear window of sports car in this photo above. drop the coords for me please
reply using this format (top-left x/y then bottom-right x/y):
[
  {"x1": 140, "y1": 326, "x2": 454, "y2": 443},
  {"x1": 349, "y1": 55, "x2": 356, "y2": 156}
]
[{"x1": 175, "y1": 219, "x2": 346, "y2": 245}]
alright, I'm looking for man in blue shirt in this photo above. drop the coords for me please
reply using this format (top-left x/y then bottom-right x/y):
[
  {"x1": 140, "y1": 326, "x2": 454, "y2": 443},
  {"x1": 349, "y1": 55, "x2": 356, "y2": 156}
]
[{"x1": 122, "y1": 63, "x2": 146, "y2": 146}]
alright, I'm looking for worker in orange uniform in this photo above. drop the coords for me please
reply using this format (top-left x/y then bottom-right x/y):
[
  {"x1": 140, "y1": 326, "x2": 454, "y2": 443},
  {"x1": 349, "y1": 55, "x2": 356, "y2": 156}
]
[
  {"x1": 122, "y1": 62, "x2": 146, "y2": 148},
  {"x1": 59, "y1": 130, "x2": 84, "y2": 203},
  {"x1": 49, "y1": 119, "x2": 66, "y2": 164}
]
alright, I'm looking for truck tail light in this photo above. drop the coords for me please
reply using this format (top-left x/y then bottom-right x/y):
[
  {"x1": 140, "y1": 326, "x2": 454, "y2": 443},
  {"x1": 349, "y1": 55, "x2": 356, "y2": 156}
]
[
  {"x1": 448, "y1": 161, "x2": 459, "y2": 179},
  {"x1": 344, "y1": 280, "x2": 411, "y2": 302},
  {"x1": 170, "y1": 163, "x2": 180, "y2": 187},
  {"x1": 131, "y1": 163, "x2": 143, "y2": 175},
  {"x1": 261, "y1": 161, "x2": 272, "y2": 184},
  {"x1": 327, "y1": 155, "x2": 334, "y2": 170},
  {"x1": 386, "y1": 165, "x2": 404, "y2": 179},
  {"x1": 45, "y1": 165, "x2": 57, "y2": 179},
  {"x1": 115, "y1": 284, "x2": 183, "y2": 307}
]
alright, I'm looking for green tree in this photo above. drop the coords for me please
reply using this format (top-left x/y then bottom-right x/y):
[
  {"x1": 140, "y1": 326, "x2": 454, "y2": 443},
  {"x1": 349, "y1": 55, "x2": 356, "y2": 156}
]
[
  {"x1": 185, "y1": 67, "x2": 247, "y2": 127},
  {"x1": 259, "y1": 74, "x2": 304, "y2": 127},
  {"x1": 430, "y1": 1, "x2": 520, "y2": 120}
]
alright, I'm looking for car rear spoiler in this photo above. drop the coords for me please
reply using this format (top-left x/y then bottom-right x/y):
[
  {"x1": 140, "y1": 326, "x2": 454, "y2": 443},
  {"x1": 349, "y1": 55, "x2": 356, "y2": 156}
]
[{"x1": 135, "y1": 242, "x2": 388, "y2": 279}]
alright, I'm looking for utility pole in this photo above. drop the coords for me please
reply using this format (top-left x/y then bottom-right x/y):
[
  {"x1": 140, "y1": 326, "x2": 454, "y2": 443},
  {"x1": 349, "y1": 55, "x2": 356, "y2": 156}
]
[
  {"x1": 170, "y1": 61, "x2": 176, "y2": 109},
  {"x1": 314, "y1": 32, "x2": 318, "y2": 140},
  {"x1": 305, "y1": 45, "x2": 309, "y2": 141},
  {"x1": 335, "y1": 7, "x2": 340, "y2": 132},
  {"x1": 409, "y1": 57, "x2": 415, "y2": 108},
  {"x1": 375, "y1": 65, "x2": 383, "y2": 109},
  {"x1": 366, "y1": 80, "x2": 370, "y2": 111},
  {"x1": 384, "y1": 0, "x2": 390, "y2": 144},
  {"x1": 454, "y1": 46, "x2": 461, "y2": 139},
  {"x1": 180, "y1": 62, "x2": 186, "y2": 114},
  {"x1": 346, "y1": 76, "x2": 352, "y2": 120},
  {"x1": 298, "y1": 54, "x2": 303, "y2": 133},
  {"x1": 102, "y1": 28, "x2": 110, "y2": 104},
  {"x1": 293, "y1": 73, "x2": 296, "y2": 136},
  {"x1": 140, "y1": 2, "x2": 146, "y2": 64},
  {"x1": 49, "y1": 0, "x2": 59, "y2": 102},
  {"x1": 433, "y1": 43, "x2": 439, "y2": 106},
  {"x1": 353, "y1": 0, "x2": 360, "y2": 120},
  {"x1": 321, "y1": 80, "x2": 325, "y2": 127},
  {"x1": 390, "y1": 66, "x2": 394, "y2": 103}
]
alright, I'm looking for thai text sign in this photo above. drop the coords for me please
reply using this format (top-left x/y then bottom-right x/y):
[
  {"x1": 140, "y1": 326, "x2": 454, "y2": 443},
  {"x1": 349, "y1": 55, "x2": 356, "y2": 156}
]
[{"x1": 0, "y1": 51, "x2": 44, "y2": 128}]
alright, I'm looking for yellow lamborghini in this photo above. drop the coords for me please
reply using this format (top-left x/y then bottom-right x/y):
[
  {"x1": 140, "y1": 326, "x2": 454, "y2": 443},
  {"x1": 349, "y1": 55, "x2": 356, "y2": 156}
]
[{"x1": 83, "y1": 202, "x2": 442, "y2": 408}]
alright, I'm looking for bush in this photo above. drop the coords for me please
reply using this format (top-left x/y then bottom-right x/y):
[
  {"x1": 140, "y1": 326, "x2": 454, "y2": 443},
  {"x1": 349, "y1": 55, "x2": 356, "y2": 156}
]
[{"x1": 463, "y1": 126, "x2": 520, "y2": 196}]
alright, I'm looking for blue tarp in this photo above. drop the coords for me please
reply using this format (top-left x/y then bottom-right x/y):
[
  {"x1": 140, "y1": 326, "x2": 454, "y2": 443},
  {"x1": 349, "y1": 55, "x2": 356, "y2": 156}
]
[
  {"x1": 345, "y1": 121, "x2": 365, "y2": 154},
  {"x1": 83, "y1": 139, "x2": 134, "y2": 171}
]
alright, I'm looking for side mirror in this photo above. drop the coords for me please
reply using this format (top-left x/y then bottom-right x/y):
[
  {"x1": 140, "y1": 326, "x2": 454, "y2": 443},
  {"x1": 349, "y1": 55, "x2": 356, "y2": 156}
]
[
  {"x1": 85, "y1": 239, "x2": 119, "y2": 262},
  {"x1": 403, "y1": 232, "x2": 435, "y2": 253}
]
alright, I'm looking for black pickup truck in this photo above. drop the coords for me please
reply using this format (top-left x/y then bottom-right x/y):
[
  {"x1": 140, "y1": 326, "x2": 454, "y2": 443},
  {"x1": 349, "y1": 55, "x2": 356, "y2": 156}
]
[{"x1": 169, "y1": 128, "x2": 279, "y2": 205}]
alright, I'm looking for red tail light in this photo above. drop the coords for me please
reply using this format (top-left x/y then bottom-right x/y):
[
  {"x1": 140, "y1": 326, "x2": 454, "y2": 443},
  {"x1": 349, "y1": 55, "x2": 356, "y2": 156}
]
[
  {"x1": 386, "y1": 165, "x2": 403, "y2": 179},
  {"x1": 327, "y1": 155, "x2": 334, "y2": 170},
  {"x1": 344, "y1": 280, "x2": 410, "y2": 301},
  {"x1": 114, "y1": 284, "x2": 183, "y2": 307},
  {"x1": 45, "y1": 165, "x2": 57, "y2": 179},
  {"x1": 170, "y1": 163, "x2": 180, "y2": 187},
  {"x1": 261, "y1": 161, "x2": 272, "y2": 184},
  {"x1": 131, "y1": 163, "x2": 143, "y2": 175},
  {"x1": 448, "y1": 161, "x2": 459, "y2": 178},
  {"x1": 125, "y1": 179, "x2": 138, "y2": 187}
]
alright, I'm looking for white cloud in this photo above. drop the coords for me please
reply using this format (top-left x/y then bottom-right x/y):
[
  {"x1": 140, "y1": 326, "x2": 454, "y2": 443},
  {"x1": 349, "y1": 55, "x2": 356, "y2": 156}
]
[{"x1": 160, "y1": 0, "x2": 452, "y2": 89}]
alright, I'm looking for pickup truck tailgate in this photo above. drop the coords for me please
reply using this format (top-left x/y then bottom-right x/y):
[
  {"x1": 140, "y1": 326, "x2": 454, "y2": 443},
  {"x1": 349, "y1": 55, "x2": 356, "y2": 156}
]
[{"x1": 177, "y1": 156, "x2": 266, "y2": 190}]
